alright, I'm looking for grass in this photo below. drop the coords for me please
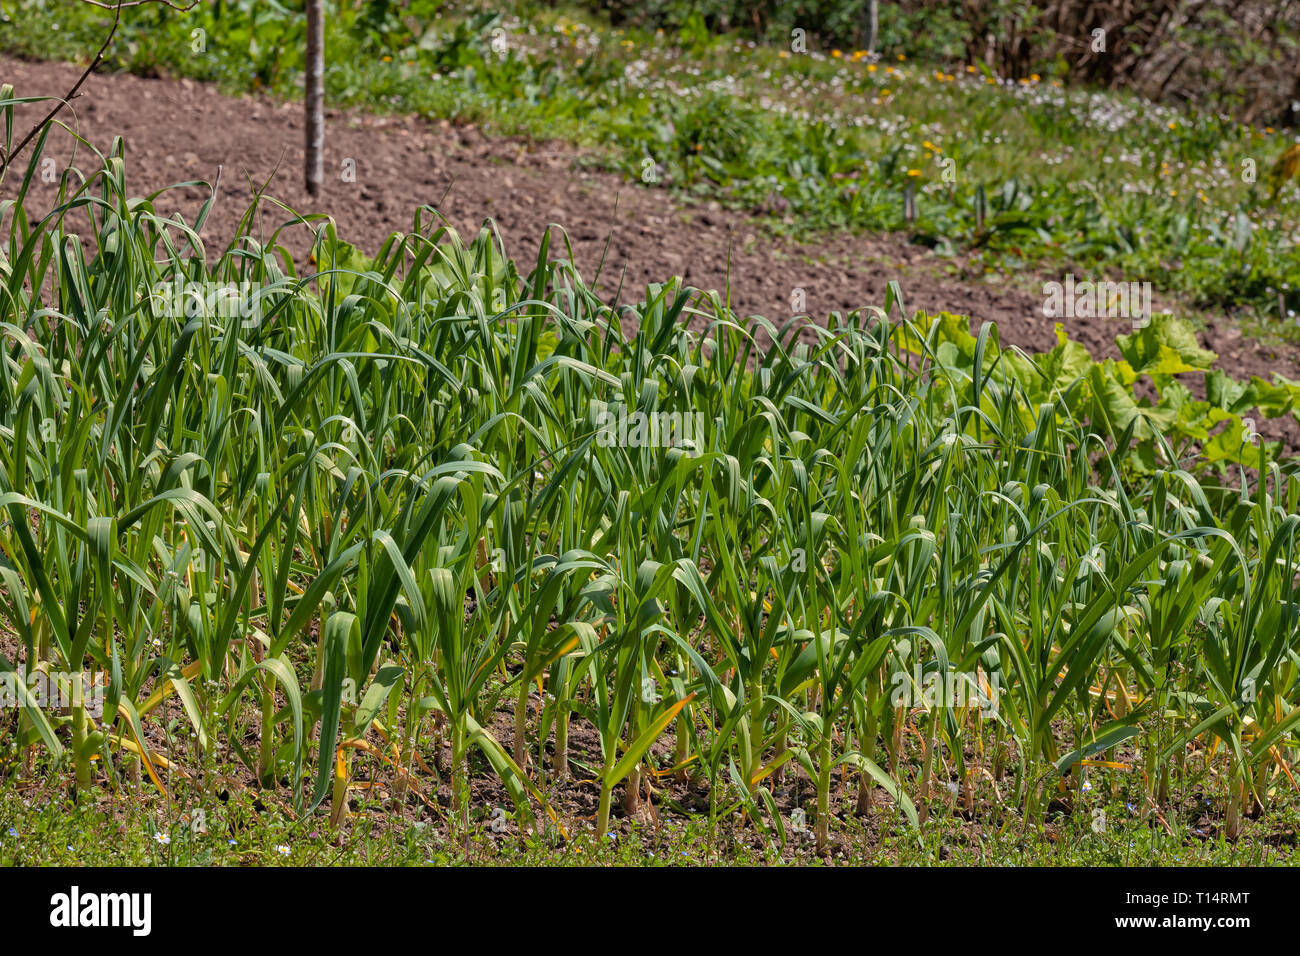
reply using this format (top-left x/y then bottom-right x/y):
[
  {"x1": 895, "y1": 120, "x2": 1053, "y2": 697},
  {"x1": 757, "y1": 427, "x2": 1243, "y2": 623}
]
[
  {"x1": 4, "y1": 775, "x2": 1296, "y2": 865},
  {"x1": 1, "y1": 0, "x2": 1297, "y2": 326}
]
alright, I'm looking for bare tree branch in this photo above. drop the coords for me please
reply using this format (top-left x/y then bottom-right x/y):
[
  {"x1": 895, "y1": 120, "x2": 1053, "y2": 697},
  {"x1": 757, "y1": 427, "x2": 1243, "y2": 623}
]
[
  {"x1": 78, "y1": 0, "x2": 197, "y2": 8},
  {"x1": 0, "y1": 0, "x2": 197, "y2": 177}
]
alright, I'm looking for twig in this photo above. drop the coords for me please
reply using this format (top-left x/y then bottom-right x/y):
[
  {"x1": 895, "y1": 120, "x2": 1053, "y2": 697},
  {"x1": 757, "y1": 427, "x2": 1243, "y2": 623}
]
[
  {"x1": 0, "y1": 0, "x2": 198, "y2": 177},
  {"x1": 79, "y1": 0, "x2": 196, "y2": 7}
]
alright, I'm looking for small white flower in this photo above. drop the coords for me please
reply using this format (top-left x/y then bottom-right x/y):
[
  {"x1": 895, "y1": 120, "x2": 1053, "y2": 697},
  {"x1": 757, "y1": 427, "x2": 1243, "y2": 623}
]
[
  {"x1": 276, "y1": 844, "x2": 291, "y2": 856},
  {"x1": 154, "y1": 832, "x2": 171, "y2": 845}
]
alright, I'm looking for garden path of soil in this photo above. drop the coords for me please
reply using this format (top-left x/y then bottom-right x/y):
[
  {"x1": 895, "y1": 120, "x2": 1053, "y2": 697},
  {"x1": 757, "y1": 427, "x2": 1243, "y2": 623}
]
[{"x1": 5, "y1": 55, "x2": 1300, "y2": 452}]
